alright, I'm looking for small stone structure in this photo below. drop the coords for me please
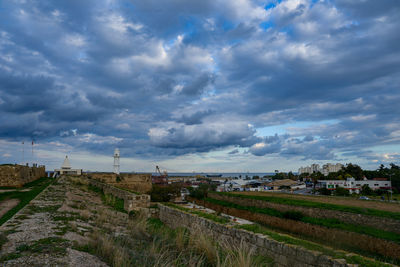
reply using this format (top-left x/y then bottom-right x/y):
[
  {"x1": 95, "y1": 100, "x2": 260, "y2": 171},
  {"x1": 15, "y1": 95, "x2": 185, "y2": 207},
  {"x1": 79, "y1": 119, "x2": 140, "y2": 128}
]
[
  {"x1": 84, "y1": 176, "x2": 150, "y2": 212},
  {"x1": 0, "y1": 164, "x2": 45, "y2": 187},
  {"x1": 87, "y1": 172, "x2": 152, "y2": 194},
  {"x1": 159, "y1": 204, "x2": 352, "y2": 267},
  {"x1": 54, "y1": 156, "x2": 82, "y2": 176}
]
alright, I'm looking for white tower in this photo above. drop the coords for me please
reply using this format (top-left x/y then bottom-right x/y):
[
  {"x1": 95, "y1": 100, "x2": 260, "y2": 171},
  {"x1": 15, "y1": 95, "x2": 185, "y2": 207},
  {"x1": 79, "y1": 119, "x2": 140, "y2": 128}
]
[{"x1": 113, "y1": 148, "x2": 120, "y2": 174}]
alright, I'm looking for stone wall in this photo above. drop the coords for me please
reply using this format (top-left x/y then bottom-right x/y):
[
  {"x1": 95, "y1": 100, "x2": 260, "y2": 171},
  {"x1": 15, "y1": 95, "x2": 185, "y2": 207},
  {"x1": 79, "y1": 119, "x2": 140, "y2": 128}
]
[
  {"x1": 0, "y1": 164, "x2": 46, "y2": 187},
  {"x1": 87, "y1": 172, "x2": 152, "y2": 194},
  {"x1": 158, "y1": 204, "x2": 350, "y2": 267},
  {"x1": 209, "y1": 193, "x2": 400, "y2": 234},
  {"x1": 83, "y1": 176, "x2": 150, "y2": 212}
]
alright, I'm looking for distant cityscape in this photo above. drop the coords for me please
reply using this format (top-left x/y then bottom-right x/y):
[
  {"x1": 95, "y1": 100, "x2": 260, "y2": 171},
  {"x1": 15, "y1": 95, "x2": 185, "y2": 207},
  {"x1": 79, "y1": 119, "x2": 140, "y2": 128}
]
[{"x1": 298, "y1": 163, "x2": 344, "y2": 176}]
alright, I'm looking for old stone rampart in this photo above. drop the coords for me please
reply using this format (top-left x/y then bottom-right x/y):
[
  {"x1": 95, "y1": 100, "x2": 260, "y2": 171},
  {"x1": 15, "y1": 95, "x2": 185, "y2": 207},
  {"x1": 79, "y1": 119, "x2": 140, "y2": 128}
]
[
  {"x1": 87, "y1": 172, "x2": 152, "y2": 194},
  {"x1": 0, "y1": 164, "x2": 45, "y2": 187},
  {"x1": 209, "y1": 193, "x2": 400, "y2": 234},
  {"x1": 83, "y1": 176, "x2": 150, "y2": 212},
  {"x1": 158, "y1": 204, "x2": 351, "y2": 267}
]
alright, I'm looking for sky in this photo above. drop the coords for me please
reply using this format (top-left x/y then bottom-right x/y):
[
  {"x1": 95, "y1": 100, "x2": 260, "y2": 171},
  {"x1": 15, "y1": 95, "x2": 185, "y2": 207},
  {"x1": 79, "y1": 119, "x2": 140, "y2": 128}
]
[{"x1": 0, "y1": 0, "x2": 399, "y2": 173}]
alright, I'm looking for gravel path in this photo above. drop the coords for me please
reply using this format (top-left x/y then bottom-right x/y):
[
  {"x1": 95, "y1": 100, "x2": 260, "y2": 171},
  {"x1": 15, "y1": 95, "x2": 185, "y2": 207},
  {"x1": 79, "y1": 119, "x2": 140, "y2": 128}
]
[{"x1": 0, "y1": 177, "x2": 110, "y2": 266}]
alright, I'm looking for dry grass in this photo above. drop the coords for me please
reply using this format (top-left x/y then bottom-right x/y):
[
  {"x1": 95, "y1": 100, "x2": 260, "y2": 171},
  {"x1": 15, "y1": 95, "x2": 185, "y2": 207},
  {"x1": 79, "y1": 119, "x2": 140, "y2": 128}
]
[
  {"x1": 82, "y1": 211, "x2": 272, "y2": 267},
  {"x1": 189, "y1": 228, "x2": 218, "y2": 263},
  {"x1": 69, "y1": 177, "x2": 89, "y2": 186}
]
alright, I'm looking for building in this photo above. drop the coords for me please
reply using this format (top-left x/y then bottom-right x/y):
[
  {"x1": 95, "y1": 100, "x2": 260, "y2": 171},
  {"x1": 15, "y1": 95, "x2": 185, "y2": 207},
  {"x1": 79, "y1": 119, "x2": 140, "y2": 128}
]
[
  {"x1": 265, "y1": 179, "x2": 306, "y2": 191},
  {"x1": 299, "y1": 163, "x2": 343, "y2": 176},
  {"x1": 321, "y1": 163, "x2": 343, "y2": 176},
  {"x1": 54, "y1": 156, "x2": 82, "y2": 177},
  {"x1": 317, "y1": 177, "x2": 391, "y2": 194}
]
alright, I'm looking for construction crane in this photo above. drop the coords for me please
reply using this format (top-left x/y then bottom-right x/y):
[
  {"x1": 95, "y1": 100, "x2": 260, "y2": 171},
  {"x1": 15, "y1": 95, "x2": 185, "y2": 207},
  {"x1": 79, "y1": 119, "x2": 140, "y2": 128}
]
[
  {"x1": 155, "y1": 165, "x2": 169, "y2": 184},
  {"x1": 156, "y1": 165, "x2": 168, "y2": 176}
]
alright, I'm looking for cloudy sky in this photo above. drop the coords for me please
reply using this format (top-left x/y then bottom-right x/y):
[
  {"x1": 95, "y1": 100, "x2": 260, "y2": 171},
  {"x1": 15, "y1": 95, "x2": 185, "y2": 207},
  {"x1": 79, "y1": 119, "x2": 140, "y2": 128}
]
[{"x1": 0, "y1": 0, "x2": 399, "y2": 172}]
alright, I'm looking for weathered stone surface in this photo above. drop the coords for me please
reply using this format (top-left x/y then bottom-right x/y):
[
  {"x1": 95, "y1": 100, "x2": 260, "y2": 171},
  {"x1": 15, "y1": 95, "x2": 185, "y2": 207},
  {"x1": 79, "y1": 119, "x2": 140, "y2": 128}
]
[
  {"x1": 0, "y1": 164, "x2": 45, "y2": 187},
  {"x1": 82, "y1": 176, "x2": 150, "y2": 212},
  {"x1": 87, "y1": 172, "x2": 152, "y2": 194}
]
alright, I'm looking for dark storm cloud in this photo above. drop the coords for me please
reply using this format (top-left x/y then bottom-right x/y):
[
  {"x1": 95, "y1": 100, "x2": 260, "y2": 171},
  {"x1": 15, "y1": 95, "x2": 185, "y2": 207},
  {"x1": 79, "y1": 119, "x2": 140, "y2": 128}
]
[{"x1": 0, "y1": 0, "x2": 399, "y2": 165}]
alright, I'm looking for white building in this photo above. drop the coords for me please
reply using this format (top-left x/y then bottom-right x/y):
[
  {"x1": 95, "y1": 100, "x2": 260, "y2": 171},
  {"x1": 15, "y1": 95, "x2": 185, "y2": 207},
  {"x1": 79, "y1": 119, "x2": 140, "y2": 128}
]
[
  {"x1": 321, "y1": 163, "x2": 343, "y2": 176},
  {"x1": 317, "y1": 177, "x2": 391, "y2": 194},
  {"x1": 299, "y1": 163, "x2": 343, "y2": 176},
  {"x1": 54, "y1": 156, "x2": 82, "y2": 177}
]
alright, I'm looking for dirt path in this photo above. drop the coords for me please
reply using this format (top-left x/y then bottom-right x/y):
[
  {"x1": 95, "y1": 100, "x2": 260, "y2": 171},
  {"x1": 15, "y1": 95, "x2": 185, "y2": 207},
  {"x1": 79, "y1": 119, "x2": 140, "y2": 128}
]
[
  {"x1": 0, "y1": 177, "x2": 120, "y2": 266},
  {"x1": 0, "y1": 199, "x2": 20, "y2": 218},
  {"x1": 235, "y1": 191, "x2": 400, "y2": 212}
]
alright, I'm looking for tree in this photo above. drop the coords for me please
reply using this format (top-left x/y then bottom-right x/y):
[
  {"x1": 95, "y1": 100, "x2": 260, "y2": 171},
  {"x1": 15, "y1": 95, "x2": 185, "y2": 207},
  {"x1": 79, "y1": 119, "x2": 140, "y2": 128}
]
[
  {"x1": 335, "y1": 187, "x2": 350, "y2": 196},
  {"x1": 310, "y1": 172, "x2": 324, "y2": 193},
  {"x1": 361, "y1": 184, "x2": 373, "y2": 196},
  {"x1": 150, "y1": 185, "x2": 181, "y2": 202},
  {"x1": 343, "y1": 163, "x2": 363, "y2": 180},
  {"x1": 318, "y1": 187, "x2": 331, "y2": 195}
]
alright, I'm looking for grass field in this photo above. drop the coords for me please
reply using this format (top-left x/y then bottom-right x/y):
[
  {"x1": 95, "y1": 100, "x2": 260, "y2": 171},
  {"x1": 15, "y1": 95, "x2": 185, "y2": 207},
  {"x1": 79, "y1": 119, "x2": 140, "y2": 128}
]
[
  {"x1": 233, "y1": 191, "x2": 400, "y2": 213},
  {"x1": 0, "y1": 177, "x2": 53, "y2": 226},
  {"x1": 223, "y1": 192, "x2": 400, "y2": 220}
]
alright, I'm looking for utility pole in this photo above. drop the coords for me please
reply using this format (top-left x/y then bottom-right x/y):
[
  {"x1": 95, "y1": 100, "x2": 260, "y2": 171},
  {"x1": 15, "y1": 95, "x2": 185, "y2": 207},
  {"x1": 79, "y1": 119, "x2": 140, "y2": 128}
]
[
  {"x1": 31, "y1": 140, "x2": 34, "y2": 165},
  {"x1": 390, "y1": 173, "x2": 393, "y2": 202},
  {"x1": 22, "y1": 141, "x2": 24, "y2": 164}
]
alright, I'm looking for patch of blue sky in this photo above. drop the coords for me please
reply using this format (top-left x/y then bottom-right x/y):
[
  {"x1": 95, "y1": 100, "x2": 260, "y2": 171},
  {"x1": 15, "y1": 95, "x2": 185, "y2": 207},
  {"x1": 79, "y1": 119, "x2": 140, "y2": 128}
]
[
  {"x1": 265, "y1": 3, "x2": 276, "y2": 10},
  {"x1": 368, "y1": 144, "x2": 400, "y2": 154},
  {"x1": 280, "y1": 25, "x2": 294, "y2": 35},
  {"x1": 310, "y1": 0, "x2": 319, "y2": 8},
  {"x1": 260, "y1": 21, "x2": 274, "y2": 31},
  {"x1": 255, "y1": 120, "x2": 339, "y2": 137},
  {"x1": 222, "y1": 20, "x2": 235, "y2": 31}
]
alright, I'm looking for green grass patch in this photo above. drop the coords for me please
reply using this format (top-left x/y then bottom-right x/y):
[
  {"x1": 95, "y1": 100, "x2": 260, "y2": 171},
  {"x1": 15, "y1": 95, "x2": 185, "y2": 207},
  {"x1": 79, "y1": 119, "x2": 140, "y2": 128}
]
[
  {"x1": 0, "y1": 232, "x2": 8, "y2": 249},
  {"x1": 220, "y1": 192, "x2": 400, "y2": 220},
  {"x1": 0, "y1": 252, "x2": 22, "y2": 262},
  {"x1": 238, "y1": 223, "x2": 391, "y2": 267},
  {"x1": 0, "y1": 177, "x2": 54, "y2": 225},
  {"x1": 28, "y1": 237, "x2": 68, "y2": 254},
  {"x1": 163, "y1": 203, "x2": 230, "y2": 224},
  {"x1": 25, "y1": 204, "x2": 61, "y2": 214},
  {"x1": 205, "y1": 197, "x2": 400, "y2": 244},
  {"x1": 101, "y1": 194, "x2": 125, "y2": 213}
]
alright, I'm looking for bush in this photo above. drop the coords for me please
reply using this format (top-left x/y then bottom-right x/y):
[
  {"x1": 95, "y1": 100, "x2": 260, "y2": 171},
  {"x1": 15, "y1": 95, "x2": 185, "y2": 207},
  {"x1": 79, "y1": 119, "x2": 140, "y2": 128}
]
[
  {"x1": 189, "y1": 184, "x2": 215, "y2": 199},
  {"x1": 150, "y1": 184, "x2": 181, "y2": 202},
  {"x1": 361, "y1": 184, "x2": 374, "y2": 196},
  {"x1": 334, "y1": 187, "x2": 350, "y2": 196},
  {"x1": 318, "y1": 187, "x2": 331, "y2": 195}
]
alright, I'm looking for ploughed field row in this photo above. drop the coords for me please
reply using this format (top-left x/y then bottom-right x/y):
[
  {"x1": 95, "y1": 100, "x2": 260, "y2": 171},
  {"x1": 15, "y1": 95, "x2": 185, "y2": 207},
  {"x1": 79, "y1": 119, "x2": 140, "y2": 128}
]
[{"x1": 188, "y1": 192, "x2": 400, "y2": 265}]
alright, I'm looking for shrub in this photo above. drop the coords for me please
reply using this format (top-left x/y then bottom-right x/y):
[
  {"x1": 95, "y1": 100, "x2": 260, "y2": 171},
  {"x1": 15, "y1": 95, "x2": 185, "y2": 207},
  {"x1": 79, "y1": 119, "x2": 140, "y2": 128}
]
[
  {"x1": 150, "y1": 185, "x2": 180, "y2": 202},
  {"x1": 188, "y1": 184, "x2": 215, "y2": 199},
  {"x1": 334, "y1": 187, "x2": 350, "y2": 196},
  {"x1": 318, "y1": 187, "x2": 331, "y2": 195}
]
